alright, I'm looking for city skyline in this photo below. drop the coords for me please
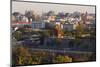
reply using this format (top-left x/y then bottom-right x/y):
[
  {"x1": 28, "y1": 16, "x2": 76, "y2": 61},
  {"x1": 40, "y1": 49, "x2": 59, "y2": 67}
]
[{"x1": 12, "y1": 1, "x2": 95, "y2": 15}]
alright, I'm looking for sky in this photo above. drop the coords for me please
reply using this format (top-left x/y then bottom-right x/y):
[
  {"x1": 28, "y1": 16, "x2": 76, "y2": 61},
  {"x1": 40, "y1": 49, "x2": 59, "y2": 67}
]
[{"x1": 12, "y1": 1, "x2": 95, "y2": 15}]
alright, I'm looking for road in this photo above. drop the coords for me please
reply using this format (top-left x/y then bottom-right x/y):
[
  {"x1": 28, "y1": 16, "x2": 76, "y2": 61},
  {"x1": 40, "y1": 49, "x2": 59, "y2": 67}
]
[{"x1": 29, "y1": 47, "x2": 95, "y2": 54}]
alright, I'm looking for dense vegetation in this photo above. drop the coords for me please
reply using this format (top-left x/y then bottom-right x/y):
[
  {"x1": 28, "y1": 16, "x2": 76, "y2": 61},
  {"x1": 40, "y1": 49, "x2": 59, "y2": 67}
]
[{"x1": 12, "y1": 46, "x2": 72, "y2": 66}]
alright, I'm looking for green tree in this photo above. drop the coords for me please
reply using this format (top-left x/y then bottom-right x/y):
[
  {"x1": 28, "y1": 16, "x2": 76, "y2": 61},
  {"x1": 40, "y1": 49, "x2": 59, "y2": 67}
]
[
  {"x1": 12, "y1": 46, "x2": 32, "y2": 65},
  {"x1": 53, "y1": 55, "x2": 72, "y2": 63},
  {"x1": 13, "y1": 31, "x2": 22, "y2": 40},
  {"x1": 75, "y1": 24, "x2": 84, "y2": 37}
]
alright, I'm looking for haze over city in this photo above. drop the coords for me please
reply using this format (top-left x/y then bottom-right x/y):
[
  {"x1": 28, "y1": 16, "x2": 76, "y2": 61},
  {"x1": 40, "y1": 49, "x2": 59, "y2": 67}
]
[{"x1": 12, "y1": 1, "x2": 95, "y2": 15}]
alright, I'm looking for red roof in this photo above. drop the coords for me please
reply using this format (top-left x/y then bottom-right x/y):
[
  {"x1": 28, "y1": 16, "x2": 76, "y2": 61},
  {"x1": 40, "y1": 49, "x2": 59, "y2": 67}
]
[
  {"x1": 12, "y1": 22, "x2": 32, "y2": 25},
  {"x1": 16, "y1": 22, "x2": 31, "y2": 24}
]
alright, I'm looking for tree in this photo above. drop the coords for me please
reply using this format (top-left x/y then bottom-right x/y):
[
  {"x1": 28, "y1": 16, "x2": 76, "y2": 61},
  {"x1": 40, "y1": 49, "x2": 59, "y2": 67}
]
[
  {"x1": 25, "y1": 10, "x2": 35, "y2": 22},
  {"x1": 35, "y1": 14, "x2": 41, "y2": 22},
  {"x1": 53, "y1": 24, "x2": 64, "y2": 38},
  {"x1": 53, "y1": 55, "x2": 72, "y2": 63},
  {"x1": 75, "y1": 24, "x2": 84, "y2": 37},
  {"x1": 65, "y1": 13, "x2": 69, "y2": 17},
  {"x1": 58, "y1": 12, "x2": 65, "y2": 18},
  {"x1": 12, "y1": 12, "x2": 20, "y2": 17},
  {"x1": 47, "y1": 11, "x2": 55, "y2": 16},
  {"x1": 73, "y1": 11, "x2": 80, "y2": 18},
  {"x1": 13, "y1": 31, "x2": 22, "y2": 41},
  {"x1": 12, "y1": 46, "x2": 32, "y2": 65}
]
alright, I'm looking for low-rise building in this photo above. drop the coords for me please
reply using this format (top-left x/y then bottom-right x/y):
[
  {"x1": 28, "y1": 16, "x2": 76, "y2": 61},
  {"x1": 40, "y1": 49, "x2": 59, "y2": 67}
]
[
  {"x1": 32, "y1": 22, "x2": 45, "y2": 29},
  {"x1": 63, "y1": 24, "x2": 74, "y2": 31},
  {"x1": 84, "y1": 24, "x2": 96, "y2": 30}
]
